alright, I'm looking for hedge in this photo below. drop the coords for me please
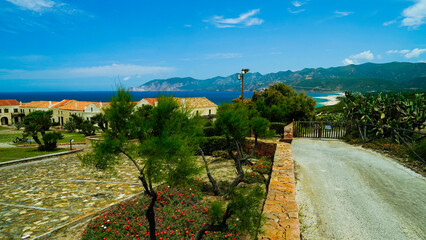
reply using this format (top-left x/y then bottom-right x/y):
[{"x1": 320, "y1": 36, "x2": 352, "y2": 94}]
[
  {"x1": 203, "y1": 126, "x2": 219, "y2": 137},
  {"x1": 199, "y1": 136, "x2": 236, "y2": 155},
  {"x1": 269, "y1": 122, "x2": 288, "y2": 137}
]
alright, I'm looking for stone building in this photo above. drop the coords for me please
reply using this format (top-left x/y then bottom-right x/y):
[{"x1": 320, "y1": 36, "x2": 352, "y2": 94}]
[
  {"x1": 136, "y1": 97, "x2": 217, "y2": 118},
  {"x1": 0, "y1": 99, "x2": 22, "y2": 126}
]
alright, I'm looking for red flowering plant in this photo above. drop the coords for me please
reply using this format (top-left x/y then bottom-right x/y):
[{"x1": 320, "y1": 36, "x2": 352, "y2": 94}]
[
  {"x1": 82, "y1": 181, "x2": 243, "y2": 240},
  {"x1": 251, "y1": 157, "x2": 273, "y2": 175}
]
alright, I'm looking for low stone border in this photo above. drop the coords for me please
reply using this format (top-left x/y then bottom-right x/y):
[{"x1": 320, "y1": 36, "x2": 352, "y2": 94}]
[
  {"x1": 34, "y1": 192, "x2": 144, "y2": 240},
  {"x1": 259, "y1": 141, "x2": 300, "y2": 240},
  {"x1": 17, "y1": 142, "x2": 86, "y2": 148},
  {"x1": 0, "y1": 149, "x2": 83, "y2": 167}
]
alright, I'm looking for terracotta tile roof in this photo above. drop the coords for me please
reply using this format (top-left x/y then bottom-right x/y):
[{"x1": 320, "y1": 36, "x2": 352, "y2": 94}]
[
  {"x1": 0, "y1": 99, "x2": 20, "y2": 106},
  {"x1": 50, "y1": 100, "x2": 73, "y2": 109},
  {"x1": 50, "y1": 100, "x2": 109, "y2": 111},
  {"x1": 21, "y1": 101, "x2": 58, "y2": 108},
  {"x1": 180, "y1": 97, "x2": 217, "y2": 109},
  {"x1": 143, "y1": 98, "x2": 158, "y2": 106}
]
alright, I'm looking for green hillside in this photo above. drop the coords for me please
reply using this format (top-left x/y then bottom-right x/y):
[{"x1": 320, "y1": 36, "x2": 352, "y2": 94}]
[{"x1": 132, "y1": 62, "x2": 426, "y2": 92}]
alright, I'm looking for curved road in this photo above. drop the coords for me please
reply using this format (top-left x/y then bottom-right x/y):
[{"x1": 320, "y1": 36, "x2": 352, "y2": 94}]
[{"x1": 293, "y1": 138, "x2": 426, "y2": 240}]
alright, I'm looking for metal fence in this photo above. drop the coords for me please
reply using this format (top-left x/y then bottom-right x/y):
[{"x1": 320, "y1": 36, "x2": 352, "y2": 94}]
[{"x1": 294, "y1": 121, "x2": 348, "y2": 139}]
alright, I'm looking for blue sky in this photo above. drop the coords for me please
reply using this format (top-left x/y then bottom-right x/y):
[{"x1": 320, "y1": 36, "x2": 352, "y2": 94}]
[{"x1": 0, "y1": 0, "x2": 425, "y2": 91}]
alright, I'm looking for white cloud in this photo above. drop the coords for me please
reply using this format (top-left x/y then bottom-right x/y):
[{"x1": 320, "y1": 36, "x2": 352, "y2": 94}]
[
  {"x1": 184, "y1": 24, "x2": 192, "y2": 28},
  {"x1": 351, "y1": 50, "x2": 374, "y2": 61},
  {"x1": 342, "y1": 58, "x2": 355, "y2": 65},
  {"x1": 386, "y1": 48, "x2": 426, "y2": 58},
  {"x1": 383, "y1": 19, "x2": 397, "y2": 26},
  {"x1": 401, "y1": 0, "x2": 426, "y2": 28},
  {"x1": 205, "y1": 53, "x2": 242, "y2": 59},
  {"x1": 288, "y1": 8, "x2": 305, "y2": 14},
  {"x1": 123, "y1": 76, "x2": 131, "y2": 81},
  {"x1": 405, "y1": 48, "x2": 426, "y2": 58},
  {"x1": 292, "y1": 1, "x2": 305, "y2": 7},
  {"x1": 5, "y1": 0, "x2": 81, "y2": 15},
  {"x1": 342, "y1": 50, "x2": 374, "y2": 65},
  {"x1": 6, "y1": 0, "x2": 55, "y2": 12},
  {"x1": 209, "y1": 9, "x2": 264, "y2": 28},
  {"x1": 334, "y1": 10, "x2": 353, "y2": 17},
  {"x1": 0, "y1": 64, "x2": 175, "y2": 80}
]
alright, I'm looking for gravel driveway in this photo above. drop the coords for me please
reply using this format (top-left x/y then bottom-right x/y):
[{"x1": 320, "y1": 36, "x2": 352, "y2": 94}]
[{"x1": 293, "y1": 138, "x2": 426, "y2": 240}]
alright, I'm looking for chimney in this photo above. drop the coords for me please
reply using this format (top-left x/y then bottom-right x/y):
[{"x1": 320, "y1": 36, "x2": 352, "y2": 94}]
[
  {"x1": 48, "y1": 101, "x2": 52, "y2": 108},
  {"x1": 74, "y1": 102, "x2": 77, "y2": 110},
  {"x1": 100, "y1": 102, "x2": 103, "y2": 108},
  {"x1": 182, "y1": 98, "x2": 186, "y2": 108}
]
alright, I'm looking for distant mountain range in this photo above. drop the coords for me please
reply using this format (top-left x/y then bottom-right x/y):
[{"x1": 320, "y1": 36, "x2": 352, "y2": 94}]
[{"x1": 131, "y1": 62, "x2": 426, "y2": 92}]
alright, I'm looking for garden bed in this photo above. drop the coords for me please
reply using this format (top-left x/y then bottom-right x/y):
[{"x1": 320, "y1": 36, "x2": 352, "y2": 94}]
[{"x1": 77, "y1": 153, "x2": 274, "y2": 240}]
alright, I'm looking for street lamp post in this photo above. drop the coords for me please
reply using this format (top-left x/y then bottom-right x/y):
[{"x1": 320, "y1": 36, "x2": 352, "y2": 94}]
[{"x1": 237, "y1": 68, "x2": 250, "y2": 100}]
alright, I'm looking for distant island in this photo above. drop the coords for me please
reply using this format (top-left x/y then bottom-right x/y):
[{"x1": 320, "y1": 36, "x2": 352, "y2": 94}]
[{"x1": 131, "y1": 62, "x2": 426, "y2": 92}]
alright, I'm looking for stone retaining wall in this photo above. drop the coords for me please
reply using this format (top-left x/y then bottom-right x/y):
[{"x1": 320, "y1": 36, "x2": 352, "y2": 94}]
[
  {"x1": 259, "y1": 141, "x2": 300, "y2": 240},
  {"x1": 244, "y1": 138, "x2": 277, "y2": 159}
]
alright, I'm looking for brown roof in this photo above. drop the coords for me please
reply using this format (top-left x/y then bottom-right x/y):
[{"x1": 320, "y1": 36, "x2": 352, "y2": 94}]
[
  {"x1": 0, "y1": 99, "x2": 20, "y2": 106},
  {"x1": 179, "y1": 97, "x2": 217, "y2": 109},
  {"x1": 52, "y1": 100, "x2": 109, "y2": 111},
  {"x1": 143, "y1": 98, "x2": 158, "y2": 106},
  {"x1": 21, "y1": 101, "x2": 58, "y2": 108}
]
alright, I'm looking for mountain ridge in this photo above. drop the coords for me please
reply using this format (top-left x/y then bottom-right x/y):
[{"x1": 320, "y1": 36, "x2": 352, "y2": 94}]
[{"x1": 131, "y1": 62, "x2": 426, "y2": 92}]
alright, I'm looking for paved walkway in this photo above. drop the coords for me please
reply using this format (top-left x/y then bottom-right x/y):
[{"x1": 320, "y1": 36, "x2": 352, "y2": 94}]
[
  {"x1": 293, "y1": 138, "x2": 426, "y2": 240},
  {"x1": 0, "y1": 155, "x2": 141, "y2": 239}
]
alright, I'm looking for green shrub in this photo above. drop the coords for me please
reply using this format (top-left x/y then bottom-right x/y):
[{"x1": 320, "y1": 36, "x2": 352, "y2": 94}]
[
  {"x1": 203, "y1": 126, "x2": 219, "y2": 137},
  {"x1": 411, "y1": 138, "x2": 426, "y2": 160},
  {"x1": 39, "y1": 132, "x2": 63, "y2": 151},
  {"x1": 80, "y1": 120, "x2": 97, "y2": 136},
  {"x1": 199, "y1": 136, "x2": 236, "y2": 155},
  {"x1": 64, "y1": 120, "x2": 77, "y2": 133},
  {"x1": 252, "y1": 158, "x2": 273, "y2": 175},
  {"x1": 212, "y1": 150, "x2": 230, "y2": 159},
  {"x1": 243, "y1": 171, "x2": 265, "y2": 184},
  {"x1": 269, "y1": 122, "x2": 287, "y2": 137}
]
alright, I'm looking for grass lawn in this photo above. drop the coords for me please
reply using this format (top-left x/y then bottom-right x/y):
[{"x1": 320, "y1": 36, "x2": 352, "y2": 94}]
[
  {"x1": 57, "y1": 131, "x2": 87, "y2": 143},
  {"x1": 0, "y1": 129, "x2": 88, "y2": 144},
  {"x1": 0, "y1": 147, "x2": 68, "y2": 162},
  {"x1": 0, "y1": 132, "x2": 23, "y2": 144},
  {"x1": 0, "y1": 126, "x2": 9, "y2": 131}
]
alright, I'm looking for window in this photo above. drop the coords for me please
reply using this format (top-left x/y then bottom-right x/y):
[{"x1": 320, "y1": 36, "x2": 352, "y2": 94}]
[
  {"x1": 0, "y1": 109, "x2": 2, "y2": 113},
  {"x1": 14, "y1": 108, "x2": 18, "y2": 113},
  {"x1": 209, "y1": 109, "x2": 211, "y2": 115},
  {"x1": 4, "y1": 109, "x2": 8, "y2": 113},
  {"x1": 91, "y1": 107, "x2": 93, "y2": 112},
  {"x1": 29, "y1": 109, "x2": 31, "y2": 112}
]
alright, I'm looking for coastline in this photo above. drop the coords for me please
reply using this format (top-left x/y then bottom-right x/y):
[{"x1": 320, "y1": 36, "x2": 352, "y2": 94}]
[{"x1": 314, "y1": 92, "x2": 345, "y2": 106}]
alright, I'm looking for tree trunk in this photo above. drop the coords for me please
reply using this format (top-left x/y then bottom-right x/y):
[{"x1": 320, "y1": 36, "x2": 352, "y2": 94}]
[
  {"x1": 138, "y1": 174, "x2": 157, "y2": 240},
  {"x1": 199, "y1": 147, "x2": 221, "y2": 195},
  {"x1": 146, "y1": 190, "x2": 158, "y2": 240},
  {"x1": 194, "y1": 206, "x2": 233, "y2": 240},
  {"x1": 32, "y1": 135, "x2": 42, "y2": 146}
]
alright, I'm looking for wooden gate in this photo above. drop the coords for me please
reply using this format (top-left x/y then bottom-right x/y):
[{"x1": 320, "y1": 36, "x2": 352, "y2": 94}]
[{"x1": 294, "y1": 121, "x2": 348, "y2": 139}]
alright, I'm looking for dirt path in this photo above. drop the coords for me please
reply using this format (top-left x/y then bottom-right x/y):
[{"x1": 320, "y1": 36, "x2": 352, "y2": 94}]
[{"x1": 293, "y1": 138, "x2": 426, "y2": 240}]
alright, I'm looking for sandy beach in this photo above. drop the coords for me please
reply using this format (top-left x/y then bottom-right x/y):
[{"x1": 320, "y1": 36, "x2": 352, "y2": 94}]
[{"x1": 315, "y1": 92, "x2": 345, "y2": 106}]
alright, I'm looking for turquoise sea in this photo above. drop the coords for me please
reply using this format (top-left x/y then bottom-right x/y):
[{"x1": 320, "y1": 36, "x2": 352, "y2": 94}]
[{"x1": 0, "y1": 91, "x2": 338, "y2": 107}]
